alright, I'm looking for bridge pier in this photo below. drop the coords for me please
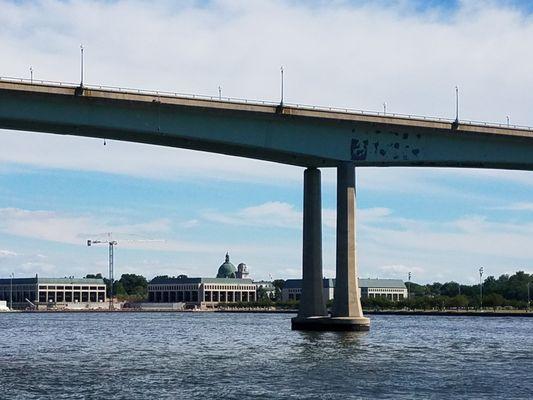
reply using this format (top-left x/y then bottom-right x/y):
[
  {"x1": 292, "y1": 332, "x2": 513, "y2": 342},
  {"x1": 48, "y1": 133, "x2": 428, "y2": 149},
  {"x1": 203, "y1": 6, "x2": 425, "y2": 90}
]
[
  {"x1": 291, "y1": 168, "x2": 328, "y2": 329},
  {"x1": 292, "y1": 163, "x2": 370, "y2": 331},
  {"x1": 330, "y1": 162, "x2": 370, "y2": 331}
]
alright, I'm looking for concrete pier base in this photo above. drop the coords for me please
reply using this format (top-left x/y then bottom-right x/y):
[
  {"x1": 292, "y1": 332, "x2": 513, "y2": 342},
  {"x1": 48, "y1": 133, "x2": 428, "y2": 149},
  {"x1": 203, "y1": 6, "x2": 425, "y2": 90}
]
[{"x1": 291, "y1": 316, "x2": 370, "y2": 331}]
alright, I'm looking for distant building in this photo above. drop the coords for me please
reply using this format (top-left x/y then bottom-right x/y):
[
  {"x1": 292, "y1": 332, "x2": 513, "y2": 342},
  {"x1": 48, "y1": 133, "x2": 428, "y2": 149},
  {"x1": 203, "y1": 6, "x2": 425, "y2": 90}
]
[
  {"x1": 282, "y1": 278, "x2": 335, "y2": 302},
  {"x1": 236, "y1": 263, "x2": 250, "y2": 279},
  {"x1": 360, "y1": 279, "x2": 408, "y2": 301},
  {"x1": 148, "y1": 253, "x2": 257, "y2": 308},
  {"x1": 254, "y1": 280, "x2": 276, "y2": 299},
  {"x1": 0, "y1": 276, "x2": 107, "y2": 310},
  {"x1": 281, "y1": 278, "x2": 407, "y2": 303}
]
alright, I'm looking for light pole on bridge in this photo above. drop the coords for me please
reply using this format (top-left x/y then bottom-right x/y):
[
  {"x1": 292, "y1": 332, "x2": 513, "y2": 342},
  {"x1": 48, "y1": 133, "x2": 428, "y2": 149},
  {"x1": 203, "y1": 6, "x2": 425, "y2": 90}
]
[
  {"x1": 280, "y1": 66, "x2": 284, "y2": 107},
  {"x1": 80, "y1": 44, "x2": 84, "y2": 88}
]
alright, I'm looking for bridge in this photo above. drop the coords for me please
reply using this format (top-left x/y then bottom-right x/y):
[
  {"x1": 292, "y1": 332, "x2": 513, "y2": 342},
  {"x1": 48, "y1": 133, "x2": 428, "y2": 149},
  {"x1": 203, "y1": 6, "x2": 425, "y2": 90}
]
[{"x1": 1, "y1": 78, "x2": 532, "y2": 330}]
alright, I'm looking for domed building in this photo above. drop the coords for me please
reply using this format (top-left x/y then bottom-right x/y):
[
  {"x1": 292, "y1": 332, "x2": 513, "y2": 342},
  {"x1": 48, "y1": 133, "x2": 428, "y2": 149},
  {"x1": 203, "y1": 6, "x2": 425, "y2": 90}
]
[
  {"x1": 148, "y1": 253, "x2": 259, "y2": 309},
  {"x1": 216, "y1": 253, "x2": 237, "y2": 278}
]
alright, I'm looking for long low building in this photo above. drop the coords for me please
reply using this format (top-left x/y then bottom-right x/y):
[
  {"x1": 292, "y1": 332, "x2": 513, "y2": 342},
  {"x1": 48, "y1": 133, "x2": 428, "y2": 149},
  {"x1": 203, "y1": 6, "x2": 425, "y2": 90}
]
[
  {"x1": 0, "y1": 276, "x2": 107, "y2": 309},
  {"x1": 282, "y1": 278, "x2": 407, "y2": 302},
  {"x1": 149, "y1": 277, "x2": 257, "y2": 307},
  {"x1": 148, "y1": 254, "x2": 258, "y2": 309}
]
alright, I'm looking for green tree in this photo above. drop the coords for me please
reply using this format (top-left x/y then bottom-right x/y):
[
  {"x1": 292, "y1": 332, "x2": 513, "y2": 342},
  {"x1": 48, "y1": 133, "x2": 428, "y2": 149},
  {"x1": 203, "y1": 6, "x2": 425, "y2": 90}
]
[
  {"x1": 118, "y1": 274, "x2": 148, "y2": 298},
  {"x1": 272, "y1": 279, "x2": 285, "y2": 301},
  {"x1": 85, "y1": 273, "x2": 103, "y2": 279}
]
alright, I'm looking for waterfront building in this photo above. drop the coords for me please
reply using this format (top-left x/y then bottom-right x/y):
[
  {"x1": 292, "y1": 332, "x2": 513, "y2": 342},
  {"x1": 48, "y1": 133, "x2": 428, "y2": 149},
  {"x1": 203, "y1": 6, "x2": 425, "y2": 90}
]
[
  {"x1": 148, "y1": 254, "x2": 257, "y2": 308},
  {"x1": 254, "y1": 280, "x2": 276, "y2": 299},
  {"x1": 282, "y1": 278, "x2": 335, "y2": 302},
  {"x1": 0, "y1": 300, "x2": 8, "y2": 311},
  {"x1": 281, "y1": 278, "x2": 407, "y2": 302},
  {"x1": 360, "y1": 279, "x2": 408, "y2": 301},
  {"x1": 0, "y1": 276, "x2": 107, "y2": 309}
]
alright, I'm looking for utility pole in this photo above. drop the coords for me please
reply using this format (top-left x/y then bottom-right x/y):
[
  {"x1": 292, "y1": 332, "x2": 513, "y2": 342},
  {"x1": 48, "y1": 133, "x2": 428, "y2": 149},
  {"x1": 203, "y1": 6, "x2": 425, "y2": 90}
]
[
  {"x1": 383, "y1": 102, "x2": 387, "y2": 115},
  {"x1": 408, "y1": 272, "x2": 412, "y2": 301},
  {"x1": 218, "y1": 86, "x2": 222, "y2": 100},
  {"x1": 10, "y1": 272, "x2": 14, "y2": 310},
  {"x1": 479, "y1": 266, "x2": 484, "y2": 310},
  {"x1": 527, "y1": 281, "x2": 531, "y2": 311},
  {"x1": 30, "y1": 67, "x2": 33, "y2": 83}
]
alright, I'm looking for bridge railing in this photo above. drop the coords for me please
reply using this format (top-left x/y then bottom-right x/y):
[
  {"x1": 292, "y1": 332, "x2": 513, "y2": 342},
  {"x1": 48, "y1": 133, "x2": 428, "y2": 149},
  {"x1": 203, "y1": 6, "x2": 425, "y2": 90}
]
[{"x1": 1, "y1": 75, "x2": 532, "y2": 132}]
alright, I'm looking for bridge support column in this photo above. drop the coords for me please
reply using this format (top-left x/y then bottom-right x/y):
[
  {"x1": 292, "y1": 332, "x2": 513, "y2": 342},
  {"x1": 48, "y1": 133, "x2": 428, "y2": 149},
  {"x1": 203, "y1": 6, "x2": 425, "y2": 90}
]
[
  {"x1": 292, "y1": 163, "x2": 369, "y2": 331},
  {"x1": 330, "y1": 162, "x2": 370, "y2": 330},
  {"x1": 291, "y1": 168, "x2": 328, "y2": 330}
]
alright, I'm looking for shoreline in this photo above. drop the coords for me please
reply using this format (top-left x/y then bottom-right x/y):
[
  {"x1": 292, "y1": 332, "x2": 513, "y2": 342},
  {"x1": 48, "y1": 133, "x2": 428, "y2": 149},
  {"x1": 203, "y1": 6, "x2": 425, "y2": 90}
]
[{"x1": 3, "y1": 309, "x2": 533, "y2": 317}]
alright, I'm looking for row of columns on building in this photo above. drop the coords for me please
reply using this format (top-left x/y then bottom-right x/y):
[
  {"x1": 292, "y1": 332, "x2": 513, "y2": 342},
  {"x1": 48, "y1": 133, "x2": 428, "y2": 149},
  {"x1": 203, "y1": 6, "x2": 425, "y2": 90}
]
[
  {"x1": 38, "y1": 291, "x2": 105, "y2": 303},
  {"x1": 151, "y1": 290, "x2": 256, "y2": 303},
  {"x1": 296, "y1": 162, "x2": 369, "y2": 329}
]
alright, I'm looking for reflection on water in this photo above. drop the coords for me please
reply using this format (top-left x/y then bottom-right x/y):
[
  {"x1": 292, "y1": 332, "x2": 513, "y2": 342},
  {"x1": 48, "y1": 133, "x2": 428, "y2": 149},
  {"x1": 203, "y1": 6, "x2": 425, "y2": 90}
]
[{"x1": 0, "y1": 313, "x2": 531, "y2": 399}]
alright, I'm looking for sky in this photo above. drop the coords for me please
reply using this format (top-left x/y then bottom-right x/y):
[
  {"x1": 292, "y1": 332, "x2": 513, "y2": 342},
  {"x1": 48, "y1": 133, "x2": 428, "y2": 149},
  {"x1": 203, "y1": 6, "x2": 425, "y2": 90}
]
[{"x1": 0, "y1": 0, "x2": 532, "y2": 284}]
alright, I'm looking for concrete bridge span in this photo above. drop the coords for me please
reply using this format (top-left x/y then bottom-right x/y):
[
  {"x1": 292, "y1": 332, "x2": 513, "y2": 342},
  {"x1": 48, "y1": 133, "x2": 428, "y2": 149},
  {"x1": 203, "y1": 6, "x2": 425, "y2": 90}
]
[{"x1": 1, "y1": 79, "x2": 533, "y2": 330}]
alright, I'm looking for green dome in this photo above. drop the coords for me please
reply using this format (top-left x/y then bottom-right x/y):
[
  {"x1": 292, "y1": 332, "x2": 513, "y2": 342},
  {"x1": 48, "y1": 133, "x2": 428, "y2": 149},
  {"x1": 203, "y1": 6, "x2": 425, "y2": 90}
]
[{"x1": 217, "y1": 253, "x2": 236, "y2": 278}]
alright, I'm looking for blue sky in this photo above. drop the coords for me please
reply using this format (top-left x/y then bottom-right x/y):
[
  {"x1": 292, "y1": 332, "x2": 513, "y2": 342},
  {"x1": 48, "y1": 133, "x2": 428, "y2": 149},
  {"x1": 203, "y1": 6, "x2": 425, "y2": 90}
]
[{"x1": 0, "y1": 0, "x2": 532, "y2": 284}]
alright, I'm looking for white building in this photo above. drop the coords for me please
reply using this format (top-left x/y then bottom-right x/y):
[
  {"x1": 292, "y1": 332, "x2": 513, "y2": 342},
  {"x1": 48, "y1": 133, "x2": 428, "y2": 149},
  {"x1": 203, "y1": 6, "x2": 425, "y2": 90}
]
[
  {"x1": 0, "y1": 276, "x2": 107, "y2": 310},
  {"x1": 148, "y1": 254, "x2": 257, "y2": 309},
  {"x1": 281, "y1": 278, "x2": 407, "y2": 302}
]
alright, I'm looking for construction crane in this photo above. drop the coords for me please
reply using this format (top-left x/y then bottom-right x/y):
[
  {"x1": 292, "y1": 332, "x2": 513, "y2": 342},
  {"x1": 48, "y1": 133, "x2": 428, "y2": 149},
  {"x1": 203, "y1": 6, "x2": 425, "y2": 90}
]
[
  {"x1": 87, "y1": 235, "x2": 117, "y2": 310},
  {"x1": 87, "y1": 233, "x2": 161, "y2": 310}
]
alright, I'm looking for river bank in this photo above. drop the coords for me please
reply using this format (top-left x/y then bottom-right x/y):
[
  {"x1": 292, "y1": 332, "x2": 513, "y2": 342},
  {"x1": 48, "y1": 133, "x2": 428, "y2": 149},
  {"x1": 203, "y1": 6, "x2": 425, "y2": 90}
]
[{"x1": 6, "y1": 308, "x2": 533, "y2": 316}]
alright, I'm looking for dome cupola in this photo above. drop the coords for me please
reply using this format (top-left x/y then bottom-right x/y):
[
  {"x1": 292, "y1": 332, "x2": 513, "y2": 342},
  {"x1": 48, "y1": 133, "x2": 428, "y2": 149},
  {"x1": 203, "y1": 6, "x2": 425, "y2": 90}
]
[{"x1": 216, "y1": 253, "x2": 237, "y2": 278}]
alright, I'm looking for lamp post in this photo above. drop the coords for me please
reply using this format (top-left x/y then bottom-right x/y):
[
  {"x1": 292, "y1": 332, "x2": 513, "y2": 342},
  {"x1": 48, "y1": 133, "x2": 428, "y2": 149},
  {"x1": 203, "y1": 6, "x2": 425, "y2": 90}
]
[
  {"x1": 479, "y1": 266, "x2": 484, "y2": 310},
  {"x1": 455, "y1": 85, "x2": 459, "y2": 124},
  {"x1": 280, "y1": 66, "x2": 284, "y2": 106},
  {"x1": 10, "y1": 272, "x2": 14, "y2": 310},
  {"x1": 80, "y1": 44, "x2": 84, "y2": 87},
  {"x1": 527, "y1": 281, "x2": 531, "y2": 311},
  {"x1": 408, "y1": 272, "x2": 412, "y2": 301}
]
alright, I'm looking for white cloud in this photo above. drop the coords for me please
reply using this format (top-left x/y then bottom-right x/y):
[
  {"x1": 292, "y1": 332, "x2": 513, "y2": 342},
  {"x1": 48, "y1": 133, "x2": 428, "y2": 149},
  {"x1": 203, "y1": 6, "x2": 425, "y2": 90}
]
[
  {"x1": 0, "y1": 249, "x2": 18, "y2": 258},
  {"x1": 377, "y1": 264, "x2": 425, "y2": 276},
  {"x1": 489, "y1": 202, "x2": 533, "y2": 211},
  {"x1": 0, "y1": 1, "x2": 533, "y2": 189},
  {"x1": 202, "y1": 202, "x2": 393, "y2": 230},
  {"x1": 0, "y1": 1, "x2": 532, "y2": 282}
]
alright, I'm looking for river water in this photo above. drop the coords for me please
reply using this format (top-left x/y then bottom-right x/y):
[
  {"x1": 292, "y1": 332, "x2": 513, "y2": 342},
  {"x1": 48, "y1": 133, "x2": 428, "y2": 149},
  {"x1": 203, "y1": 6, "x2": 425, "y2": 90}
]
[{"x1": 0, "y1": 312, "x2": 531, "y2": 399}]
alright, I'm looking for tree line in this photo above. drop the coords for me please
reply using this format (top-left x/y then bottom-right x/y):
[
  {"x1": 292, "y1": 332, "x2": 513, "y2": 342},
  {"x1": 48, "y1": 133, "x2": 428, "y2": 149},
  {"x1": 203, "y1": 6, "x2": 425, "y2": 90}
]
[
  {"x1": 85, "y1": 273, "x2": 148, "y2": 301},
  {"x1": 84, "y1": 270, "x2": 532, "y2": 309},
  {"x1": 364, "y1": 270, "x2": 532, "y2": 310}
]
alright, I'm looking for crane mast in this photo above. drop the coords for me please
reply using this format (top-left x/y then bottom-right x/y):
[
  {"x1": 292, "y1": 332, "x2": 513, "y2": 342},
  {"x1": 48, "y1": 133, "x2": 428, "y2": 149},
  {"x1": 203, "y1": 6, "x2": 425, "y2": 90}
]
[
  {"x1": 87, "y1": 236, "x2": 117, "y2": 310},
  {"x1": 87, "y1": 235, "x2": 161, "y2": 310}
]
